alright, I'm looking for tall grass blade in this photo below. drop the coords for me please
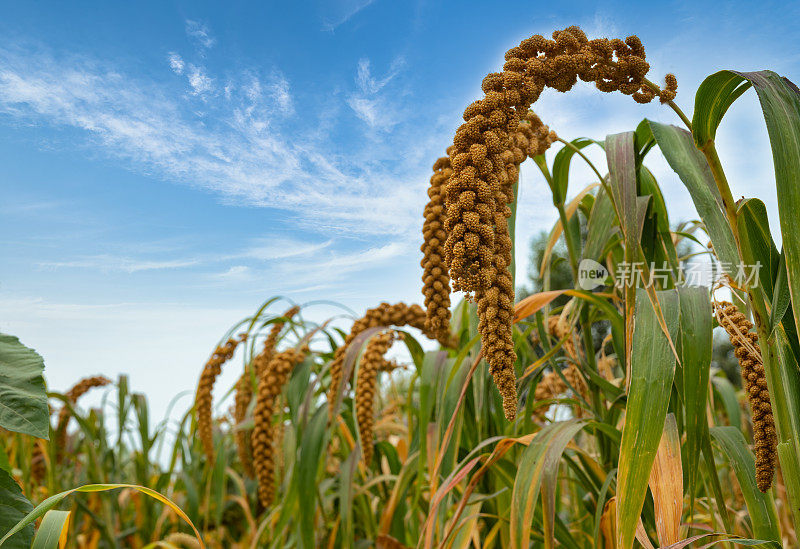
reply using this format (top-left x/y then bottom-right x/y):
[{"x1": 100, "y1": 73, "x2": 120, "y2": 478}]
[
  {"x1": 677, "y1": 286, "x2": 712, "y2": 498},
  {"x1": 510, "y1": 419, "x2": 586, "y2": 549},
  {"x1": 647, "y1": 413, "x2": 682, "y2": 546},
  {"x1": 616, "y1": 288, "x2": 680, "y2": 549},
  {"x1": 31, "y1": 510, "x2": 70, "y2": 549},
  {"x1": 647, "y1": 121, "x2": 738, "y2": 269}
]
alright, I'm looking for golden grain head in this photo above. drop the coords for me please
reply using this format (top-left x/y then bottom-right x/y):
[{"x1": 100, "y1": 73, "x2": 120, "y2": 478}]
[
  {"x1": 433, "y1": 26, "x2": 674, "y2": 422},
  {"x1": 715, "y1": 301, "x2": 776, "y2": 492},
  {"x1": 355, "y1": 330, "x2": 396, "y2": 465},
  {"x1": 327, "y1": 302, "x2": 454, "y2": 418},
  {"x1": 195, "y1": 334, "x2": 247, "y2": 463},
  {"x1": 233, "y1": 305, "x2": 301, "y2": 477},
  {"x1": 252, "y1": 346, "x2": 308, "y2": 507}
]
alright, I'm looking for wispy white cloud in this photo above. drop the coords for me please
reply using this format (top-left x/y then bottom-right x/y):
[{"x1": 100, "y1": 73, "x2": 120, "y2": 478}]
[
  {"x1": 186, "y1": 63, "x2": 213, "y2": 96},
  {"x1": 0, "y1": 45, "x2": 428, "y2": 236},
  {"x1": 185, "y1": 20, "x2": 215, "y2": 49},
  {"x1": 39, "y1": 255, "x2": 199, "y2": 273},
  {"x1": 321, "y1": 0, "x2": 376, "y2": 31},
  {"x1": 167, "y1": 52, "x2": 184, "y2": 74},
  {"x1": 234, "y1": 239, "x2": 333, "y2": 261},
  {"x1": 347, "y1": 56, "x2": 406, "y2": 129},
  {"x1": 212, "y1": 265, "x2": 253, "y2": 281}
]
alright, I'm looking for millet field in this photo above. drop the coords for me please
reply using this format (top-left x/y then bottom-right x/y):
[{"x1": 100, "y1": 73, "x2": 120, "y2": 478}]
[{"x1": 3, "y1": 22, "x2": 800, "y2": 549}]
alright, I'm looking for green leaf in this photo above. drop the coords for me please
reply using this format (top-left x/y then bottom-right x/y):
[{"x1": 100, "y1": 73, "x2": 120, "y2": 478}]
[
  {"x1": 678, "y1": 286, "x2": 712, "y2": 498},
  {"x1": 0, "y1": 469, "x2": 34, "y2": 549},
  {"x1": 711, "y1": 375, "x2": 741, "y2": 430},
  {"x1": 710, "y1": 426, "x2": 780, "y2": 541},
  {"x1": 737, "y1": 199, "x2": 781, "y2": 300},
  {"x1": 582, "y1": 186, "x2": 617, "y2": 263},
  {"x1": 510, "y1": 419, "x2": 587, "y2": 549},
  {"x1": 551, "y1": 137, "x2": 596, "y2": 205},
  {"x1": 31, "y1": 510, "x2": 70, "y2": 549},
  {"x1": 616, "y1": 288, "x2": 680, "y2": 549},
  {"x1": 647, "y1": 121, "x2": 739, "y2": 270},
  {"x1": 606, "y1": 132, "x2": 638, "y2": 252},
  {"x1": 736, "y1": 199, "x2": 800, "y2": 356},
  {"x1": 692, "y1": 70, "x2": 752, "y2": 147},
  {"x1": 295, "y1": 405, "x2": 328, "y2": 549},
  {"x1": 0, "y1": 483, "x2": 203, "y2": 548},
  {"x1": 0, "y1": 333, "x2": 49, "y2": 439},
  {"x1": 694, "y1": 70, "x2": 800, "y2": 360}
]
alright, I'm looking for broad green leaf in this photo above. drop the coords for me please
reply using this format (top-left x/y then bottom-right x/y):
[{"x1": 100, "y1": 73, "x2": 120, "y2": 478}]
[
  {"x1": 678, "y1": 286, "x2": 712, "y2": 497},
  {"x1": 737, "y1": 199, "x2": 781, "y2": 301},
  {"x1": 692, "y1": 70, "x2": 752, "y2": 147},
  {"x1": 606, "y1": 132, "x2": 638, "y2": 252},
  {"x1": 337, "y1": 444, "x2": 359, "y2": 546},
  {"x1": 737, "y1": 199, "x2": 800, "y2": 364},
  {"x1": 693, "y1": 70, "x2": 800, "y2": 361},
  {"x1": 0, "y1": 469, "x2": 33, "y2": 549},
  {"x1": 728, "y1": 73, "x2": 800, "y2": 346},
  {"x1": 771, "y1": 326, "x2": 800, "y2": 520},
  {"x1": 551, "y1": 137, "x2": 597, "y2": 205},
  {"x1": 582, "y1": 185, "x2": 616, "y2": 262},
  {"x1": 710, "y1": 426, "x2": 780, "y2": 541},
  {"x1": 616, "y1": 288, "x2": 680, "y2": 549},
  {"x1": 31, "y1": 510, "x2": 70, "y2": 549},
  {"x1": 0, "y1": 333, "x2": 49, "y2": 439},
  {"x1": 0, "y1": 483, "x2": 203, "y2": 548},
  {"x1": 647, "y1": 121, "x2": 739, "y2": 270},
  {"x1": 510, "y1": 419, "x2": 586, "y2": 549},
  {"x1": 711, "y1": 376, "x2": 741, "y2": 430}
]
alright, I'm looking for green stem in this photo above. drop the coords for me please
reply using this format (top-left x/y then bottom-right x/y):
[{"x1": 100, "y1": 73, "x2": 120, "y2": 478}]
[
  {"x1": 556, "y1": 137, "x2": 607, "y2": 187},
  {"x1": 701, "y1": 142, "x2": 740, "y2": 236}
]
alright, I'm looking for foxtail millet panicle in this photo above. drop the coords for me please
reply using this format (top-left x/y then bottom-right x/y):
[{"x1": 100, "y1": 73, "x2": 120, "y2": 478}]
[
  {"x1": 31, "y1": 438, "x2": 47, "y2": 484},
  {"x1": 327, "y1": 302, "x2": 454, "y2": 418},
  {"x1": 252, "y1": 346, "x2": 308, "y2": 507},
  {"x1": 469, "y1": 113, "x2": 556, "y2": 420},
  {"x1": 438, "y1": 26, "x2": 674, "y2": 421},
  {"x1": 421, "y1": 152, "x2": 454, "y2": 340},
  {"x1": 355, "y1": 330, "x2": 396, "y2": 465},
  {"x1": 533, "y1": 364, "x2": 588, "y2": 418},
  {"x1": 714, "y1": 301, "x2": 777, "y2": 492},
  {"x1": 195, "y1": 334, "x2": 247, "y2": 463},
  {"x1": 234, "y1": 305, "x2": 299, "y2": 478},
  {"x1": 55, "y1": 375, "x2": 113, "y2": 447}
]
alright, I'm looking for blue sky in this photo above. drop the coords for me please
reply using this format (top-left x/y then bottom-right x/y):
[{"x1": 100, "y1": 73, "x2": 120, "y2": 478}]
[{"x1": 1, "y1": 0, "x2": 798, "y2": 422}]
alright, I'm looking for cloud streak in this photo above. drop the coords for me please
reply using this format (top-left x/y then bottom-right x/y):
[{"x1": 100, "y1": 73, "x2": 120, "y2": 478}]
[{"x1": 0, "y1": 42, "x2": 433, "y2": 238}]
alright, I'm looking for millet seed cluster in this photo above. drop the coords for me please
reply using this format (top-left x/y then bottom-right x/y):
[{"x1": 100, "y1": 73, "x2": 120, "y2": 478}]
[
  {"x1": 715, "y1": 301, "x2": 777, "y2": 492},
  {"x1": 355, "y1": 330, "x2": 397, "y2": 465},
  {"x1": 195, "y1": 334, "x2": 247, "y2": 462},
  {"x1": 252, "y1": 346, "x2": 309, "y2": 507},
  {"x1": 234, "y1": 305, "x2": 299, "y2": 478},
  {"x1": 327, "y1": 302, "x2": 454, "y2": 418},
  {"x1": 427, "y1": 25, "x2": 675, "y2": 421}
]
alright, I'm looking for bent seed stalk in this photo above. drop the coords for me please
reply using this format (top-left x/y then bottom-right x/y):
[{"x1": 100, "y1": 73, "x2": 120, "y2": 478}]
[
  {"x1": 715, "y1": 301, "x2": 777, "y2": 492},
  {"x1": 355, "y1": 330, "x2": 397, "y2": 465},
  {"x1": 195, "y1": 334, "x2": 247, "y2": 462},
  {"x1": 234, "y1": 305, "x2": 300, "y2": 478},
  {"x1": 424, "y1": 26, "x2": 676, "y2": 421},
  {"x1": 327, "y1": 302, "x2": 454, "y2": 418}
]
